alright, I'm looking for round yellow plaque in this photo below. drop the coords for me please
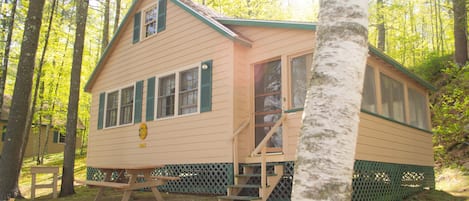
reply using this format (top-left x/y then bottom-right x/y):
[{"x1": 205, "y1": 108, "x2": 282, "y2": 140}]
[{"x1": 139, "y1": 123, "x2": 148, "y2": 140}]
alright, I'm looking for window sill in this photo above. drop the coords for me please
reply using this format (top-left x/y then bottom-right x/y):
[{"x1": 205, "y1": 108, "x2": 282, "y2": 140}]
[{"x1": 156, "y1": 111, "x2": 200, "y2": 121}]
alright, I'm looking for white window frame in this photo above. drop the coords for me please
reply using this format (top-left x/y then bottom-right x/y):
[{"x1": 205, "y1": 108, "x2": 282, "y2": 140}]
[
  {"x1": 288, "y1": 52, "x2": 313, "y2": 110},
  {"x1": 104, "y1": 83, "x2": 136, "y2": 129},
  {"x1": 155, "y1": 63, "x2": 201, "y2": 120},
  {"x1": 142, "y1": 3, "x2": 158, "y2": 40}
]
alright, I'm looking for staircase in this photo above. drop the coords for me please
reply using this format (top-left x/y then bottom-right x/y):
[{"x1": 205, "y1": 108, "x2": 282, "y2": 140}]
[{"x1": 218, "y1": 158, "x2": 284, "y2": 201}]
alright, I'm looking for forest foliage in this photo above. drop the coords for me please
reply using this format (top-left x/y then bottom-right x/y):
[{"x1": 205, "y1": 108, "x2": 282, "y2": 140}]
[{"x1": 0, "y1": 0, "x2": 467, "y2": 167}]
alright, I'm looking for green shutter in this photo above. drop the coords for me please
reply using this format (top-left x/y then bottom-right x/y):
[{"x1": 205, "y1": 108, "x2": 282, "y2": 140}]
[
  {"x1": 200, "y1": 60, "x2": 213, "y2": 113},
  {"x1": 133, "y1": 12, "x2": 141, "y2": 44},
  {"x1": 134, "y1": 80, "x2": 143, "y2": 123},
  {"x1": 146, "y1": 77, "x2": 156, "y2": 121},
  {"x1": 53, "y1": 131, "x2": 59, "y2": 143},
  {"x1": 134, "y1": 80, "x2": 144, "y2": 123},
  {"x1": 157, "y1": 0, "x2": 167, "y2": 32},
  {"x1": 98, "y1": 92, "x2": 105, "y2": 130}
]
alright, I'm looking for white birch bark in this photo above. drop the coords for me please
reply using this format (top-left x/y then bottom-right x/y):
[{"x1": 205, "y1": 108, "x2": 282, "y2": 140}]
[{"x1": 291, "y1": 0, "x2": 369, "y2": 200}]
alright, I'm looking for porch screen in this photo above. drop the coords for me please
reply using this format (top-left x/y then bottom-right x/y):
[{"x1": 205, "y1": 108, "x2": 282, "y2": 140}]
[
  {"x1": 380, "y1": 73, "x2": 405, "y2": 122},
  {"x1": 254, "y1": 59, "x2": 282, "y2": 148},
  {"x1": 361, "y1": 66, "x2": 377, "y2": 113},
  {"x1": 408, "y1": 88, "x2": 429, "y2": 130},
  {"x1": 290, "y1": 53, "x2": 313, "y2": 109}
]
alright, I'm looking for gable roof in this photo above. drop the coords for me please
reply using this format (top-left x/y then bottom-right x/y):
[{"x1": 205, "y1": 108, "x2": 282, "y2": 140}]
[{"x1": 85, "y1": 0, "x2": 434, "y2": 92}]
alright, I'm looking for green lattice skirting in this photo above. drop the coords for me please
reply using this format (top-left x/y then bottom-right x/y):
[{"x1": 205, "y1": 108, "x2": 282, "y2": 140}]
[
  {"x1": 352, "y1": 160, "x2": 435, "y2": 201},
  {"x1": 87, "y1": 163, "x2": 233, "y2": 194},
  {"x1": 86, "y1": 160, "x2": 434, "y2": 201}
]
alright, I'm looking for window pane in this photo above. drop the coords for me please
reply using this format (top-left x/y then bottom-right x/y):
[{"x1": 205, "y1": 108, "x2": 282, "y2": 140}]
[
  {"x1": 179, "y1": 67, "x2": 198, "y2": 115},
  {"x1": 290, "y1": 53, "x2": 313, "y2": 109},
  {"x1": 408, "y1": 88, "x2": 429, "y2": 130},
  {"x1": 144, "y1": 6, "x2": 157, "y2": 37},
  {"x1": 158, "y1": 74, "x2": 175, "y2": 118},
  {"x1": 120, "y1": 86, "x2": 134, "y2": 125},
  {"x1": 106, "y1": 91, "x2": 119, "y2": 127},
  {"x1": 361, "y1": 66, "x2": 377, "y2": 113},
  {"x1": 380, "y1": 74, "x2": 405, "y2": 122}
]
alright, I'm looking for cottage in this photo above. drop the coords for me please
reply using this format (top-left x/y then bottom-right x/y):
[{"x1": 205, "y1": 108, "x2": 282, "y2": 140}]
[
  {"x1": 0, "y1": 95, "x2": 84, "y2": 157},
  {"x1": 84, "y1": 0, "x2": 435, "y2": 200}
]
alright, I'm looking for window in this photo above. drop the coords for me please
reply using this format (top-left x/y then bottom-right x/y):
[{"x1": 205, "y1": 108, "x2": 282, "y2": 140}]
[
  {"x1": 361, "y1": 66, "x2": 377, "y2": 112},
  {"x1": 133, "y1": 0, "x2": 167, "y2": 43},
  {"x1": 290, "y1": 53, "x2": 313, "y2": 109},
  {"x1": 106, "y1": 91, "x2": 119, "y2": 127},
  {"x1": 380, "y1": 73, "x2": 405, "y2": 122},
  {"x1": 157, "y1": 74, "x2": 175, "y2": 118},
  {"x1": 120, "y1": 86, "x2": 135, "y2": 125},
  {"x1": 157, "y1": 66, "x2": 200, "y2": 119},
  {"x1": 105, "y1": 86, "x2": 135, "y2": 128},
  {"x1": 54, "y1": 131, "x2": 66, "y2": 144},
  {"x1": 144, "y1": 5, "x2": 158, "y2": 38},
  {"x1": 179, "y1": 68, "x2": 199, "y2": 115},
  {"x1": 408, "y1": 88, "x2": 430, "y2": 130}
]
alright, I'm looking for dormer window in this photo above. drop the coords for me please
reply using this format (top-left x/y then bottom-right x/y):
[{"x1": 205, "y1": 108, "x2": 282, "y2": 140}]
[
  {"x1": 133, "y1": 0, "x2": 167, "y2": 44},
  {"x1": 144, "y1": 5, "x2": 158, "y2": 38}
]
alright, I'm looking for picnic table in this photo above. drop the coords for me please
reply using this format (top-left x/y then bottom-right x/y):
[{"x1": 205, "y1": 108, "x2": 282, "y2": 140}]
[{"x1": 77, "y1": 164, "x2": 179, "y2": 201}]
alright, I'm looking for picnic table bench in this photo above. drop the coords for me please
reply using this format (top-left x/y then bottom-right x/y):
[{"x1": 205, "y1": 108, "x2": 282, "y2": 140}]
[{"x1": 76, "y1": 164, "x2": 179, "y2": 201}]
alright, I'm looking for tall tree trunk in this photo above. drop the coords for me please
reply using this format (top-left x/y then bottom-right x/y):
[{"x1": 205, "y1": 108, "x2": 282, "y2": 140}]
[
  {"x1": 452, "y1": 0, "x2": 468, "y2": 66},
  {"x1": 0, "y1": 0, "x2": 46, "y2": 200},
  {"x1": 377, "y1": 0, "x2": 385, "y2": 51},
  {"x1": 113, "y1": 0, "x2": 121, "y2": 34},
  {"x1": 101, "y1": 0, "x2": 110, "y2": 54},
  {"x1": 32, "y1": 0, "x2": 58, "y2": 165},
  {"x1": 0, "y1": 0, "x2": 18, "y2": 117},
  {"x1": 59, "y1": 0, "x2": 89, "y2": 197},
  {"x1": 291, "y1": 0, "x2": 369, "y2": 200}
]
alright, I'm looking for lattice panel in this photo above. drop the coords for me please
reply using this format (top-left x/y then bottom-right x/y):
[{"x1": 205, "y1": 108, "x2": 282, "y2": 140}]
[
  {"x1": 156, "y1": 163, "x2": 233, "y2": 194},
  {"x1": 352, "y1": 160, "x2": 435, "y2": 201},
  {"x1": 87, "y1": 163, "x2": 233, "y2": 195}
]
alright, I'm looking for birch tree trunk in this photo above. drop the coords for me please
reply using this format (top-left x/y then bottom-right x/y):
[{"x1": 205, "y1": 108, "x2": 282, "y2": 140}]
[
  {"x1": 291, "y1": 0, "x2": 368, "y2": 200},
  {"x1": 59, "y1": 0, "x2": 89, "y2": 196}
]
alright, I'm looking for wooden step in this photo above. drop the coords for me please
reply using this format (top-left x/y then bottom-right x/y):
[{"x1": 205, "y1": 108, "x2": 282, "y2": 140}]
[
  {"x1": 241, "y1": 162, "x2": 282, "y2": 167},
  {"x1": 236, "y1": 173, "x2": 277, "y2": 178},
  {"x1": 217, "y1": 195, "x2": 262, "y2": 201},
  {"x1": 227, "y1": 184, "x2": 266, "y2": 189}
]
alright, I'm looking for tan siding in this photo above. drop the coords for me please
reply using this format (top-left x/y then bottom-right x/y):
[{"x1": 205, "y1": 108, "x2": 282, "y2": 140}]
[
  {"x1": 87, "y1": 1, "x2": 234, "y2": 166},
  {"x1": 0, "y1": 122, "x2": 82, "y2": 157},
  {"x1": 356, "y1": 112, "x2": 434, "y2": 166},
  {"x1": 229, "y1": 26, "x2": 315, "y2": 161}
]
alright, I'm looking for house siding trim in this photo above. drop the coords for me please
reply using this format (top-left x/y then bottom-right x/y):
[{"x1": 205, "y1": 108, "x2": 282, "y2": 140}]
[{"x1": 217, "y1": 18, "x2": 317, "y2": 30}]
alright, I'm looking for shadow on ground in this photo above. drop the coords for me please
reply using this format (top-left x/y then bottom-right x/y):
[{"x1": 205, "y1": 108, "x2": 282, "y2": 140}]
[{"x1": 405, "y1": 189, "x2": 469, "y2": 201}]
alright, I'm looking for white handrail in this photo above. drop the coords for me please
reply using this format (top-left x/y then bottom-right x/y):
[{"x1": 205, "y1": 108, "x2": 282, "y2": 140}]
[{"x1": 250, "y1": 115, "x2": 286, "y2": 157}]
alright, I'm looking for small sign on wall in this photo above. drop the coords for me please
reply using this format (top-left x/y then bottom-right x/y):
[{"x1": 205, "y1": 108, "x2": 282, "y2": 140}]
[{"x1": 139, "y1": 123, "x2": 148, "y2": 148}]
